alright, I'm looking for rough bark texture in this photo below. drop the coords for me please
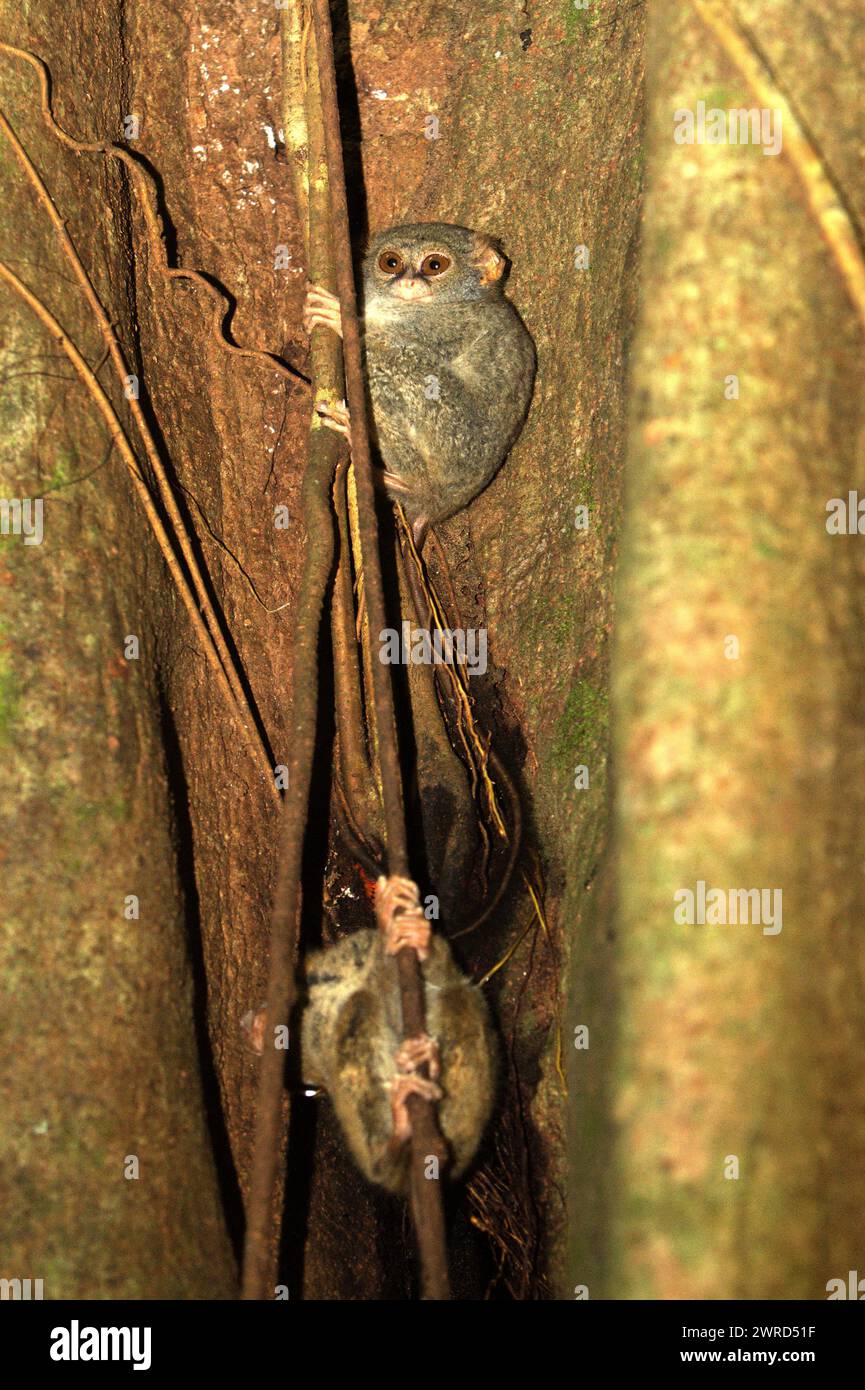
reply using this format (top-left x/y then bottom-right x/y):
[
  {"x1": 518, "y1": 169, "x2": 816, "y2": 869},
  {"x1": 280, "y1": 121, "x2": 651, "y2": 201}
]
[
  {"x1": 1, "y1": 0, "x2": 643, "y2": 1298},
  {"x1": 0, "y1": 0, "x2": 236, "y2": 1297},
  {"x1": 608, "y1": 0, "x2": 865, "y2": 1299}
]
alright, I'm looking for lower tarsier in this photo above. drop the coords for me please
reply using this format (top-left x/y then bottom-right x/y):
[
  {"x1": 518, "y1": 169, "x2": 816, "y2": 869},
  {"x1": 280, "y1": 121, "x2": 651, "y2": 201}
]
[
  {"x1": 298, "y1": 221, "x2": 535, "y2": 1191},
  {"x1": 302, "y1": 876, "x2": 497, "y2": 1192}
]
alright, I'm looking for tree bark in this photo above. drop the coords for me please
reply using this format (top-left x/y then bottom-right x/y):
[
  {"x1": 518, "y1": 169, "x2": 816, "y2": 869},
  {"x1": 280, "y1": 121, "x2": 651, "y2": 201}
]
[
  {"x1": 608, "y1": 0, "x2": 865, "y2": 1298},
  {"x1": 0, "y1": 0, "x2": 236, "y2": 1296}
]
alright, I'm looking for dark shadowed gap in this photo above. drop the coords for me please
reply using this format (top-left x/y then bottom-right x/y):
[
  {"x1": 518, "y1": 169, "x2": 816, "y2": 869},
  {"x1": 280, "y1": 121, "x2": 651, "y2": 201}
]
[{"x1": 157, "y1": 685, "x2": 245, "y2": 1266}]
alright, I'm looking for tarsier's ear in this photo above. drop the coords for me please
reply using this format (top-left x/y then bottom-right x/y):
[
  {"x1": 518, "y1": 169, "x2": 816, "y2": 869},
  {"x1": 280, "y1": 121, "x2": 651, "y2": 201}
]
[{"x1": 471, "y1": 232, "x2": 507, "y2": 285}]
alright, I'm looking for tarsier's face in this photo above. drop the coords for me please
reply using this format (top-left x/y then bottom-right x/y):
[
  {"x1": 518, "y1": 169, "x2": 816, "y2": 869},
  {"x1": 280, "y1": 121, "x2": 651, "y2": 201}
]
[
  {"x1": 363, "y1": 222, "x2": 505, "y2": 312},
  {"x1": 374, "y1": 244, "x2": 454, "y2": 303}
]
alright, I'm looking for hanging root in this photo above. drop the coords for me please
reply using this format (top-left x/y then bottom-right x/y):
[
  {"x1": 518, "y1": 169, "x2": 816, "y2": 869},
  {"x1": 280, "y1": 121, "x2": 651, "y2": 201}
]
[
  {"x1": 396, "y1": 509, "x2": 523, "y2": 934},
  {"x1": 689, "y1": 2, "x2": 865, "y2": 330},
  {"x1": 0, "y1": 104, "x2": 279, "y2": 798},
  {"x1": 0, "y1": 42, "x2": 309, "y2": 387}
]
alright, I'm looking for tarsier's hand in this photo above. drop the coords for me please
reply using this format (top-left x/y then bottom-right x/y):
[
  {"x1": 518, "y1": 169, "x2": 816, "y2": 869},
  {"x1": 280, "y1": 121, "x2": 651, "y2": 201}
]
[
  {"x1": 375, "y1": 874, "x2": 431, "y2": 961},
  {"x1": 395, "y1": 1032, "x2": 441, "y2": 1079},
  {"x1": 389, "y1": 1035, "x2": 443, "y2": 1144},
  {"x1": 314, "y1": 397, "x2": 351, "y2": 441},
  {"x1": 303, "y1": 282, "x2": 343, "y2": 338}
]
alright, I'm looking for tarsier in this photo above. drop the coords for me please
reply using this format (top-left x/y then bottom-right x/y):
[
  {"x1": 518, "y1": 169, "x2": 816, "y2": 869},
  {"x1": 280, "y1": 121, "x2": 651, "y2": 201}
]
[
  {"x1": 300, "y1": 223, "x2": 535, "y2": 1189},
  {"x1": 301, "y1": 875, "x2": 498, "y2": 1192},
  {"x1": 303, "y1": 221, "x2": 536, "y2": 545}
]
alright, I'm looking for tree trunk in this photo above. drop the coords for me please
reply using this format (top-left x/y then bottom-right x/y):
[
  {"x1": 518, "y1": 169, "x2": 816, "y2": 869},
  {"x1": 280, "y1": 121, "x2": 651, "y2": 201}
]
[
  {"x1": 0, "y1": 0, "x2": 236, "y2": 1297},
  {"x1": 607, "y1": 0, "x2": 865, "y2": 1299}
]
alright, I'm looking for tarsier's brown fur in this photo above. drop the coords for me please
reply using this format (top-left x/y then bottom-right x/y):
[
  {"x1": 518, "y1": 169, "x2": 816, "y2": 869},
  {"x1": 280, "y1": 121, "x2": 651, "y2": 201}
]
[{"x1": 301, "y1": 896, "x2": 498, "y2": 1193}]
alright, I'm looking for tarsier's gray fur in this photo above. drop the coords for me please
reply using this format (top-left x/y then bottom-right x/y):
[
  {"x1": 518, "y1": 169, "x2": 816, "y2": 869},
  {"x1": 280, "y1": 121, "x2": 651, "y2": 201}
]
[
  {"x1": 361, "y1": 221, "x2": 536, "y2": 525},
  {"x1": 301, "y1": 929, "x2": 497, "y2": 1194}
]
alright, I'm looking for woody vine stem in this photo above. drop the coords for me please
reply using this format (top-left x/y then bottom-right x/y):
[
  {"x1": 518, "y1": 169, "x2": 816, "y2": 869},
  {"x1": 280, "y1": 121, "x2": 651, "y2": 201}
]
[{"x1": 242, "y1": 0, "x2": 450, "y2": 1301}]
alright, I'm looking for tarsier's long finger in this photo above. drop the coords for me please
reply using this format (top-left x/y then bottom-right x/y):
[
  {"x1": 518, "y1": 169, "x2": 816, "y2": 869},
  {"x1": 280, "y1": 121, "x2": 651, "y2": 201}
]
[
  {"x1": 315, "y1": 400, "x2": 351, "y2": 442},
  {"x1": 375, "y1": 873, "x2": 420, "y2": 915},
  {"x1": 387, "y1": 913, "x2": 431, "y2": 960},
  {"x1": 389, "y1": 1073, "x2": 444, "y2": 1143},
  {"x1": 395, "y1": 1032, "x2": 441, "y2": 1079},
  {"x1": 240, "y1": 1003, "x2": 268, "y2": 1056},
  {"x1": 305, "y1": 283, "x2": 340, "y2": 306},
  {"x1": 380, "y1": 874, "x2": 419, "y2": 906},
  {"x1": 304, "y1": 308, "x2": 343, "y2": 337},
  {"x1": 378, "y1": 469, "x2": 412, "y2": 496},
  {"x1": 303, "y1": 283, "x2": 344, "y2": 338}
]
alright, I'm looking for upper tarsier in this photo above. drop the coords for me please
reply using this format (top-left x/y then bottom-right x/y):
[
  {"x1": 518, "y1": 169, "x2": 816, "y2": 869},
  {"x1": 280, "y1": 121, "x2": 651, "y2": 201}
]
[{"x1": 303, "y1": 220, "x2": 536, "y2": 545}]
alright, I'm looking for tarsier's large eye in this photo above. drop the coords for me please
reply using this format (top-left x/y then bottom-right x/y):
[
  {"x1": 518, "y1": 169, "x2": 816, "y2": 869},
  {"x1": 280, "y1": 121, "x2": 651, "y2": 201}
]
[
  {"x1": 420, "y1": 253, "x2": 452, "y2": 277},
  {"x1": 378, "y1": 250, "x2": 405, "y2": 274}
]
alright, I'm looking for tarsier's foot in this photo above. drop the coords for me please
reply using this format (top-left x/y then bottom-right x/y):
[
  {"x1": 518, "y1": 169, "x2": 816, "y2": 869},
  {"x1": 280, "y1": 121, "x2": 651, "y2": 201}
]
[
  {"x1": 375, "y1": 874, "x2": 431, "y2": 960},
  {"x1": 315, "y1": 397, "x2": 351, "y2": 441},
  {"x1": 389, "y1": 1072, "x2": 443, "y2": 1144},
  {"x1": 395, "y1": 1032, "x2": 441, "y2": 1080},
  {"x1": 303, "y1": 282, "x2": 343, "y2": 338},
  {"x1": 378, "y1": 469, "x2": 411, "y2": 497},
  {"x1": 411, "y1": 515, "x2": 429, "y2": 550}
]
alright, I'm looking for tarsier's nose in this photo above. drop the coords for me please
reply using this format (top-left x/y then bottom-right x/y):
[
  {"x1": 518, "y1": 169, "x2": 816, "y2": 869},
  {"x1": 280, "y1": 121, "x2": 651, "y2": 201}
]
[{"x1": 393, "y1": 275, "x2": 431, "y2": 300}]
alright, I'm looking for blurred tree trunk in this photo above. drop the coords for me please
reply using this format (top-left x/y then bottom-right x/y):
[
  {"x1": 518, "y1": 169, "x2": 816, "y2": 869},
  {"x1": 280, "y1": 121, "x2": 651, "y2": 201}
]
[{"x1": 606, "y1": 0, "x2": 865, "y2": 1298}]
